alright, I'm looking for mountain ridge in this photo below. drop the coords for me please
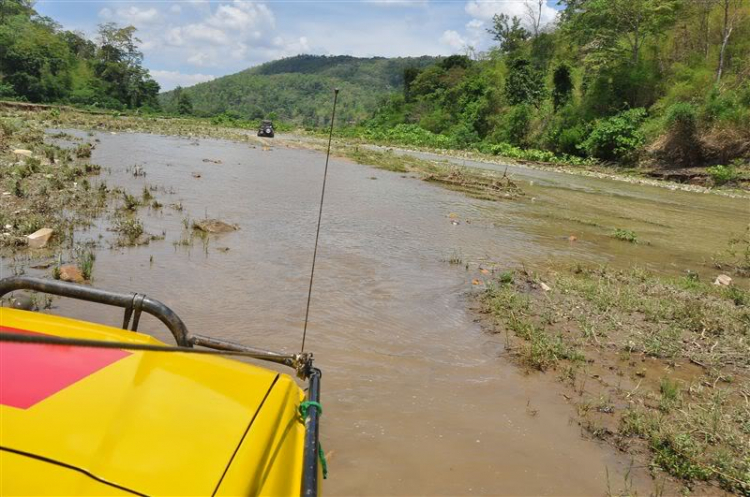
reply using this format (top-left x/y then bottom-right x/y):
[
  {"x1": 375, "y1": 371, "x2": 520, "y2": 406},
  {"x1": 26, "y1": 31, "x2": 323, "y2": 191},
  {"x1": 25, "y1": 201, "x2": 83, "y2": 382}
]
[{"x1": 158, "y1": 54, "x2": 438, "y2": 125}]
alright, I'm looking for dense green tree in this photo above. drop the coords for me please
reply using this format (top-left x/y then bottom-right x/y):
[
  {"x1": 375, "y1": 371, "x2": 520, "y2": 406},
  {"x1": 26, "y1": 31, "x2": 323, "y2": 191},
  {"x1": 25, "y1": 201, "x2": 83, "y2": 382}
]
[
  {"x1": 175, "y1": 86, "x2": 193, "y2": 115},
  {"x1": 552, "y1": 64, "x2": 574, "y2": 111},
  {"x1": 487, "y1": 14, "x2": 530, "y2": 54},
  {"x1": 403, "y1": 66, "x2": 420, "y2": 102},
  {"x1": 0, "y1": 3, "x2": 158, "y2": 109},
  {"x1": 358, "y1": 0, "x2": 750, "y2": 169},
  {"x1": 505, "y1": 58, "x2": 546, "y2": 108}
]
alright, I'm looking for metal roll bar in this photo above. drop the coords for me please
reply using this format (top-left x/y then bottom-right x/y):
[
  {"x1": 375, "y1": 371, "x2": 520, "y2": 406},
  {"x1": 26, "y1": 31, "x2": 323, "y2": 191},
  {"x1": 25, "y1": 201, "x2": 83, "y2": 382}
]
[
  {"x1": 0, "y1": 276, "x2": 190, "y2": 346},
  {"x1": 0, "y1": 276, "x2": 314, "y2": 378}
]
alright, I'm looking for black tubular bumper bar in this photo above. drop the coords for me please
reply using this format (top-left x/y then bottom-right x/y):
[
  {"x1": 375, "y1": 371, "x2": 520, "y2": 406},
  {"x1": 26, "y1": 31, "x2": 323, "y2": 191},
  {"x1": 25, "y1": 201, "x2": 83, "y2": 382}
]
[
  {"x1": 0, "y1": 276, "x2": 315, "y2": 377},
  {"x1": 0, "y1": 275, "x2": 191, "y2": 345}
]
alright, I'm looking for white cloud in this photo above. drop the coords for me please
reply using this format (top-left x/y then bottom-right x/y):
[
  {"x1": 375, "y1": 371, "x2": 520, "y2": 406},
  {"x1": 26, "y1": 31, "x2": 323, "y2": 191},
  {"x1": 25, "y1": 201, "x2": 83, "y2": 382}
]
[
  {"x1": 149, "y1": 69, "x2": 215, "y2": 90},
  {"x1": 440, "y1": 30, "x2": 467, "y2": 51},
  {"x1": 99, "y1": 6, "x2": 161, "y2": 26},
  {"x1": 152, "y1": 1, "x2": 279, "y2": 67},
  {"x1": 170, "y1": 4, "x2": 182, "y2": 14},
  {"x1": 208, "y1": 1, "x2": 275, "y2": 31},
  {"x1": 465, "y1": 0, "x2": 556, "y2": 26},
  {"x1": 363, "y1": 0, "x2": 428, "y2": 6}
]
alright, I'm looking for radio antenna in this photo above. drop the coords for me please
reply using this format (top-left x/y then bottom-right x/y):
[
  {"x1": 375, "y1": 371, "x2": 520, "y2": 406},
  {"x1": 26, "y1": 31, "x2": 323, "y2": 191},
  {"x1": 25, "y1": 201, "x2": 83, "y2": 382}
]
[{"x1": 301, "y1": 88, "x2": 339, "y2": 353}]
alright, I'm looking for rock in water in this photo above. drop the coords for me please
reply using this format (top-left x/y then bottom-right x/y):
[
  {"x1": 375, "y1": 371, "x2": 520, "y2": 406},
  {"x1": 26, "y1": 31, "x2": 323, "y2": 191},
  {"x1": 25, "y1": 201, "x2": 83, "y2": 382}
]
[
  {"x1": 714, "y1": 274, "x2": 732, "y2": 286},
  {"x1": 193, "y1": 219, "x2": 238, "y2": 234},
  {"x1": 26, "y1": 228, "x2": 54, "y2": 249},
  {"x1": 11, "y1": 294, "x2": 33, "y2": 310},
  {"x1": 59, "y1": 265, "x2": 84, "y2": 283}
]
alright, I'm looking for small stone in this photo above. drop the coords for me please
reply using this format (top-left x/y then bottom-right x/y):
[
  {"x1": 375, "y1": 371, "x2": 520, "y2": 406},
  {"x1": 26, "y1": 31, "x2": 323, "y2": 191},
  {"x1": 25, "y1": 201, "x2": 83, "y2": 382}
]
[
  {"x1": 4, "y1": 224, "x2": 10, "y2": 229},
  {"x1": 12, "y1": 149, "x2": 32, "y2": 158},
  {"x1": 540, "y1": 282, "x2": 551, "y2": 292},
  {"x1": 27, "y1": 227, "x2": 54, "y2": 249},
  {"x1": 714, "y1": 274, "x2": 732, "y2": 286},
  {"x1": 59, "y1": 265, "x2": 84, "y2": 283},
  {"x1": 192, "y1": 172, "x2": 202, "y2": 178}
]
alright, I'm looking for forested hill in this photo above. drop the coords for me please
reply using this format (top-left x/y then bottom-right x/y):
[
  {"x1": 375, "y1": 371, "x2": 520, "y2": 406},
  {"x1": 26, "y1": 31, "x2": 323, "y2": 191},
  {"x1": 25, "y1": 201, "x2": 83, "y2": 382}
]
[
  {"x1": 358, "y1": 1, "x2": 750, "y2": 171},
  {"x1": 158, "y1": 55, "x2": 437, "y2": 125},
  {"x1": 0, "y1": 0, "x2": 159, "y2": 109}
]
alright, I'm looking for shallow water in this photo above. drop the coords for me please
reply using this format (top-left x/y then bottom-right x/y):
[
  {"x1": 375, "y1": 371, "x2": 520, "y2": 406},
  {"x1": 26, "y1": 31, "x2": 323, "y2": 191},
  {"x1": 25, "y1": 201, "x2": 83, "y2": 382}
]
[{"x1": 6, "y1": 130, "x2": 749, "y2": 495}]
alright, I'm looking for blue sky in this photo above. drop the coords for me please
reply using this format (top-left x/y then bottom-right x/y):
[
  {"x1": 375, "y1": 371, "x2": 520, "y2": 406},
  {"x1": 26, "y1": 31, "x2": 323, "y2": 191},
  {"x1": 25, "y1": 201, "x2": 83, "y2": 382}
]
[{"x1": 36, "y1": 0, "x2": 560, "y2": 90}]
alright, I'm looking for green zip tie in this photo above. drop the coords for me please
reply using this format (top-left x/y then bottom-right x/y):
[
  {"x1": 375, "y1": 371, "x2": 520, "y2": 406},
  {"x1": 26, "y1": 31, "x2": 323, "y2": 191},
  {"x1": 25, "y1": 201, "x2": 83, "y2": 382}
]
[{"x1": 298, "y1": 401, "x2": 328, "y2": 479}]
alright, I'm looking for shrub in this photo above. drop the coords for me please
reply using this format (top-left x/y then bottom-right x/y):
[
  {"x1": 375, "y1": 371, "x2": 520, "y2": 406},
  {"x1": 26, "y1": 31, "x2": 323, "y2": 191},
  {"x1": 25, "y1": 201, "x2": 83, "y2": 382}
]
[
  {"x1": 361, "y1": 124, "x2": 457, "y2": 149},
  {"x1": 543, "y1": 104, "x2": 588, "y2": 156},
  {"x1": 612, "y1": 229, "x2": 638, "y2": 243},
  {"x1": 580, "y1": 108, "x2": 647, "y2": 162},
  {"x1": 552, "y1": 64, "x2": 574, "y2": 111},
  {"x1": 0, "y1": 82, "x2": 16, "y2": 98},
  {"x1": 498, "y1": 104, "x2": 532, "y2": 147},
  {"x1": 707, "y1": 164, "x2": 739, "y2": 186},
  {"x1": 447, "y1": 123, "x2": 480, "y2": 148},
  {"x1": 661, "y1": 103, "x2": 702, "y2": 168}
]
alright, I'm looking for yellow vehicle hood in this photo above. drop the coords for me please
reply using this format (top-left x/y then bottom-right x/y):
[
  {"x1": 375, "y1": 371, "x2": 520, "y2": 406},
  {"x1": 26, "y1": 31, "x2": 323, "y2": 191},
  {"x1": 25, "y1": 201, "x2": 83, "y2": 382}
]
[{"x1": 0, "y1": 308, "x2": 293, "y2": 496}]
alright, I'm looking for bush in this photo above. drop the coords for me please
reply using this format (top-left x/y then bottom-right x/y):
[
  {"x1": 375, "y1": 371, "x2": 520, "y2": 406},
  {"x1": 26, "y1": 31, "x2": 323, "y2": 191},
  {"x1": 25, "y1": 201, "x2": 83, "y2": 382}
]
[
  {"x1": 543, "y1": 104, "x2": 588, "y2": 156},
  {"x1": 580, "y1": 108, "x2": 647, "y2": 162},
  {"x1": 497, "y1": 104, "x2": 532, "y2": 147},
  {"x1": 361, "y1": 124, "x2": 457, "y2": 149},
  {"x1": 661, "y1": 103, "x2": 702, "y2": 168},
  {"x1": 0, "y1": 81, "x2": 16, "y2": 98},
  {"x1": 447, "y1": 123, "x2": 480, "y2": 147},
  {"x1": 707, "y1": 164, "x2": 739, "y2": 186}
]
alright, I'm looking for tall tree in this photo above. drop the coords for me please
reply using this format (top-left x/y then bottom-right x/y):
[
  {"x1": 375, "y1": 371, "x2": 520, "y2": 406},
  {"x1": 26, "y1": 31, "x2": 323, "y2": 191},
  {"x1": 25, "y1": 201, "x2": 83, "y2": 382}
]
[
  {"x1": 487, "y1": 14, "x2": 530, "y2": 54},
  {"x1": 524, "y1": 0, "x2": 546, "y2": 37},
  {"x1": 505, "y1": 57, "x2": 546, "y2": 107},
  {"x1": 552, "y1": 64, "x2": 574, "y2": 111},
  {"x1": 716, "y1": 0, "x2": 744, "y2": 83},
  {"x1": 566, "y1": 0, "x2": 680, "y2": 66}
]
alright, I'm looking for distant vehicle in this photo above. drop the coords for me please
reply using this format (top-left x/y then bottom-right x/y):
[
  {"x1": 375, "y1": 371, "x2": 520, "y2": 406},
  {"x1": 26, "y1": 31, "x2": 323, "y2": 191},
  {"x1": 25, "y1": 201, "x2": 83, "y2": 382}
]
[{"x1": 258, "y1": 120, "x2": 275, "y2": 138}]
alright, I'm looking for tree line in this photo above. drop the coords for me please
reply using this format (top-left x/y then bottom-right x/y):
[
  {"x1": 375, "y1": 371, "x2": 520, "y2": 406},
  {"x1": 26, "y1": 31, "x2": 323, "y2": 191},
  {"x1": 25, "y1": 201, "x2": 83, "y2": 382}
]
[
  {"x1": 366, "y1": 0, "x2": 749, "y2": 167},
  {"x1": 0, "y1": 0, "x2": 159, "y2": 110}
]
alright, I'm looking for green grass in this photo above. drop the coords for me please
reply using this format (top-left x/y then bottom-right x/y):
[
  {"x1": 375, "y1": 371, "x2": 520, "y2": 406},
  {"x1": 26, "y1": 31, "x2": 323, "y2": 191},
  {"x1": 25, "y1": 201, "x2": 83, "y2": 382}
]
[
  {"x1": 479, "y1": 264, "x2": 750, "y2": 493},
  {"x1": 611, "y1": 228, "x2": 638, "y2": 243},
  {"x1": 114, "y1": 216, "x2": 144, "y2": 245},
  {"x1": 77, "y1": 249, "x2": 95, "y2": 281}
]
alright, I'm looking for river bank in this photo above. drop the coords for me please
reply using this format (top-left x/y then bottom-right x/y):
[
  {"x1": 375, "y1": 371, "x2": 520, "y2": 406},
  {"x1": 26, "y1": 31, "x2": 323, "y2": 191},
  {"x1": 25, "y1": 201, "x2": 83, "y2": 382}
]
[
  {"x1": 289, "y1": 131, "x2": 750, "y2": 199},
  {"x1": 4, "y1": 102, "x2": 749, "y2": 198},
  {"x1": 477, "y1": 263, "x2": 749, "y2": 495}
]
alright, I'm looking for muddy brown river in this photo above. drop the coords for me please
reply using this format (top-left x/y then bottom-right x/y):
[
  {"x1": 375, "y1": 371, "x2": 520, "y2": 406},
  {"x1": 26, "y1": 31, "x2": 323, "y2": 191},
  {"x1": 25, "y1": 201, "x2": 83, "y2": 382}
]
[{"x1": 5, "y1": 130, "x2": 749, "y2": 495}]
